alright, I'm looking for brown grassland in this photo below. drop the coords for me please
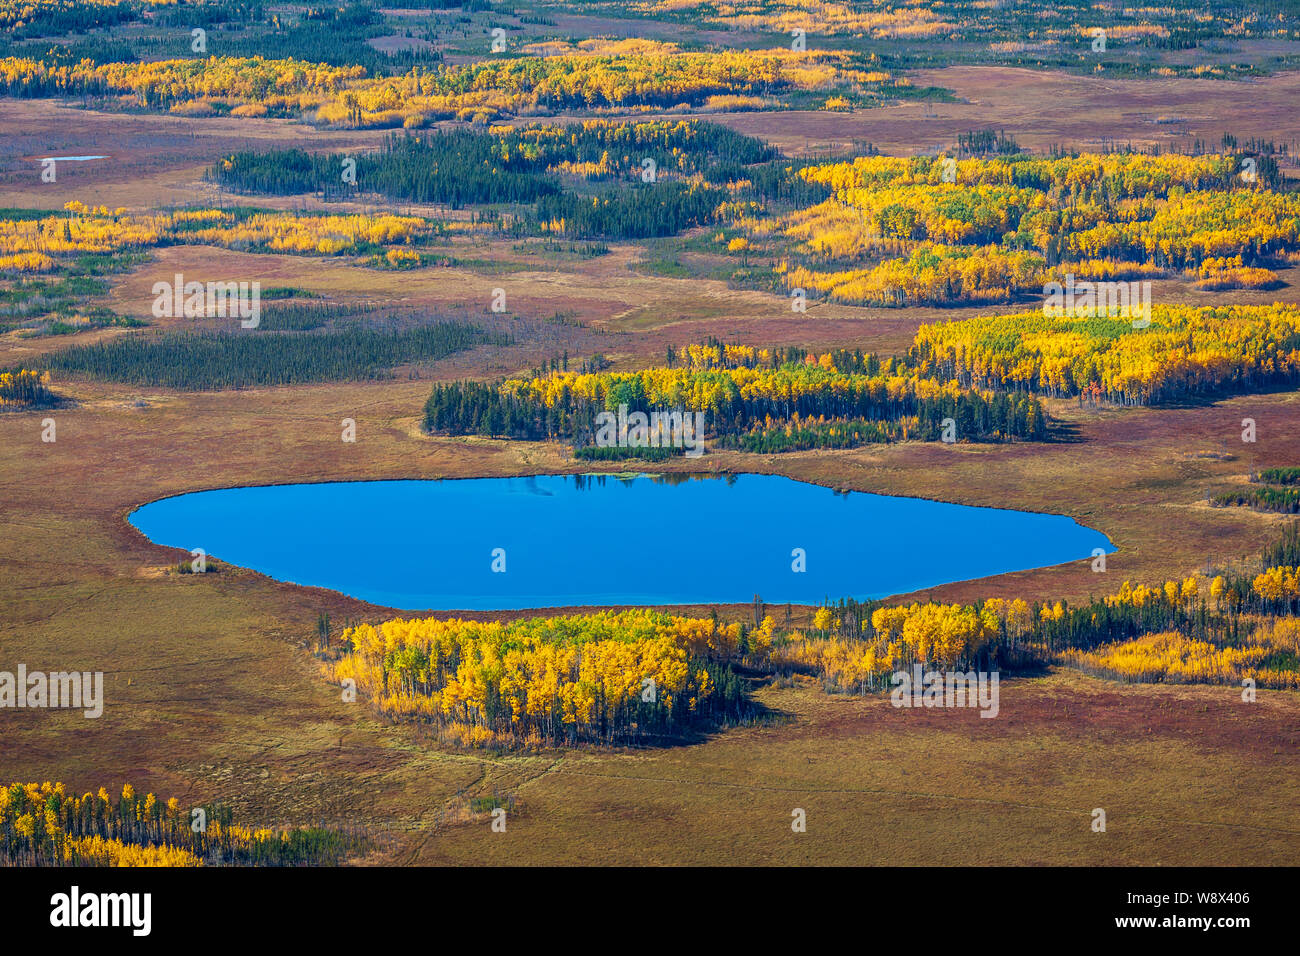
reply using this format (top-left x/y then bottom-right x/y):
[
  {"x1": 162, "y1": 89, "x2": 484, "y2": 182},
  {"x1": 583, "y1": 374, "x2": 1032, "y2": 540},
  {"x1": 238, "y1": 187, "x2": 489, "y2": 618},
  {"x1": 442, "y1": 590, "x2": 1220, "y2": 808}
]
[{"x1": 3, "y1": 65, "x2": 1300, "y2": 865}]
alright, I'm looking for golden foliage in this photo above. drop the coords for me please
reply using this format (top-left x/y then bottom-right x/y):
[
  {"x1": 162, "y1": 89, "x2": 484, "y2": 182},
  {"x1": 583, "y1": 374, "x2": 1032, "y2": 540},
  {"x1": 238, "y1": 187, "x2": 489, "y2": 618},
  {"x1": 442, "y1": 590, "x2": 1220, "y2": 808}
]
[
  {"x1": 0, "y1": 203, "x2": 429, "y2": 266},
  {"x1": 0, "y1": 48, "x2": 890, "y2": 127},
  {"x1": 187, "y1": 212, "x2": 428, "y2": 254},
  {"x1": 0, "y1": 780, "x2": 355, "y2": 866},
  {"x1": 64, "y1": 835, "x2": 202, "y2": 867},
  {"x1": 0, "y1": 368, "x2": 52, "y2": 407},
  {"x1": 773, "y1": 599, "x2": 1026, "y2": 692},
  {"x1": 1194, "y1": 255, "x2": 1281, "y2": 290},
  {"x1": 755, "y1": 153, "x2": 1300, "y2": 306},
  {"x1": 912, "y1": 303, "x2": 1300, "y2": 403},
  {"x1": 1253, "y1": 565, "x2": 1300, "y2": 605},
  {"x1": 1060, "y1": 631, "x2": 1288, "y2": 686},
  {"x1": 331, "y1": 610, "x2": 765, "y2": 745}
]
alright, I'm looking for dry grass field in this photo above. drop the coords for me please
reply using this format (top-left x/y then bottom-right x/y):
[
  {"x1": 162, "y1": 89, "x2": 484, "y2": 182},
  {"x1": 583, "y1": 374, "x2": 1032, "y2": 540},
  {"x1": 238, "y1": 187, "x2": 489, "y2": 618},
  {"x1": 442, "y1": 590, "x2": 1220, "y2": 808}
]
[{"x1": 716, "y1": 67, "x2": 1300, "y2": 160}]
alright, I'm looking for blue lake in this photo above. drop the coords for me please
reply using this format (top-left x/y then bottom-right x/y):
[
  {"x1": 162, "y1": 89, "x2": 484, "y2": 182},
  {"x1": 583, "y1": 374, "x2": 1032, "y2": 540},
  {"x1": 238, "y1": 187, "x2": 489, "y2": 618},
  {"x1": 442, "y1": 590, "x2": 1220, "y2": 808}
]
[{"x1": 128, "y1": 474, "x2": 1113, "y2": 610}]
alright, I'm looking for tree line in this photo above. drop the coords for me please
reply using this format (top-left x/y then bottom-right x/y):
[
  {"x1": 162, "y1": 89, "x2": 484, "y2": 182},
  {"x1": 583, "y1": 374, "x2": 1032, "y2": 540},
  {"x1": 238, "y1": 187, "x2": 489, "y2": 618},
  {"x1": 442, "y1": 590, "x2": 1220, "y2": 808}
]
[
  {"x1": 208, "y1": 121, "x2": 776, "y2": 238},
  {"x1": 1, "y1": 781, "x2": 361, "y2": 866},
  {"x1": 47, "y1": 323, "x2": 503, "y2": 389},
  {"x1": 423, "y1": 340, "x2": 1048, "y2": 449},
  {"x1": 330, "y1": 610, "x2": 762, "y2": 747}
]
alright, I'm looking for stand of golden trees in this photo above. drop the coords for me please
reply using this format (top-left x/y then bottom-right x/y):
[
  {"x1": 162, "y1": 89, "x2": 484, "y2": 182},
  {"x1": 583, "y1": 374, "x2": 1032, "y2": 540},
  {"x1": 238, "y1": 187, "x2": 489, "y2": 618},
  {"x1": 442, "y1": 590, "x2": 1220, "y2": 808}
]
[
  {"x1": 773, "y1": 598, "x2": 1031, "y2": 692},
  {"x1": 1060, "y1": 623, "x2": 1300, "y2": 686},
  {"x1": 0, "y1": 202, "x2": 431, "y2": 272},
  {"x1": 770, "y1": 525, "x2": 1300, "y2": 693},
  {"x1": 425, "y1": 344, "x2": 1048, "y2": 447},
  {"x1": 781, "y1": 563, "x2": 1300, "y2": 693},
  {"x1": 0, "y1": 781, "x2": 360, "y2": 866},
  {"x1": 742, "y1": 153, "x2": 1300, "y2": 306},
  {"x1": 331, "y1": 610, "x2": 767, "y2": 747},
  {"x1": 185, "y1": 211, "x2": 428, "y2": 254},
  {"x1": 782, "y1": 243, "x2": 1045, "y2": 306},
  {"x1": 0, "y1": 368, "x2": 52, "y2": 407},
  {"x1": 911, "y1": 303, "x2": 1300, "y2": 404},
  {"x1": 1194, "y1": 255, "x2": 1282, "y2": 290},
  {"x1": 0, "y1": 47, "x2": 892, "y2": 126}
]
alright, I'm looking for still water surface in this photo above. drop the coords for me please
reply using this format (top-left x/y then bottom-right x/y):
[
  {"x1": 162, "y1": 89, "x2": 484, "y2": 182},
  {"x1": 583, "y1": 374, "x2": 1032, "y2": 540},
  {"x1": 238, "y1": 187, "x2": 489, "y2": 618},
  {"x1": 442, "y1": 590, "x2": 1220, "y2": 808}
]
[{"x1": 128, "y1": 473, "x2": 1113, "y2": 610}]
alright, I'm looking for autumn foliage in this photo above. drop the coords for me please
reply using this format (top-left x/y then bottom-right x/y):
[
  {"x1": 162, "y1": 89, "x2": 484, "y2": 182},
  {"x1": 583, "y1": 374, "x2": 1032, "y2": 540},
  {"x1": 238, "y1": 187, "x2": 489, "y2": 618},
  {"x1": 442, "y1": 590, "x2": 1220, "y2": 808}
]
[
  {"x1": 0, "y1": 202, "x2": 431, "y2": 271},
  {"x1": 331, "y1": 610, "x2": 764, "y2": 747},
  {"x1": 0, "y1": 368, "x2": 52, "y2": 407},
  {"x1": 911, "y1": 303, "x2": 1300, "y2": 405},
  {"x1": 737, "y1": 152, "x2": 1300, "y2": 306},
  {"x1": 425, "y1": 338, "x2": 1047, "y2": 450},
  {"x1": 0, "y1": 47, "x2": 894, "y2": 126},
  {"x1": 0, "y1": 781, "x2": 360, "y2": 867}
]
